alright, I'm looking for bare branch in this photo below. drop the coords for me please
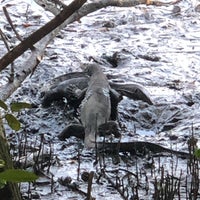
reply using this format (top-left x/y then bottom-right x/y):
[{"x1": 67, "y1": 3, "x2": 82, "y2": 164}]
[
  {"x1": 3, "y1": 6, "x2": 23, "y2": 42},
  {"x1": 36, "y1": 0, "x2": 182, "y2": 18},
  {"x1": 0, "y1": 0, "x2": 87, "y2": 72},
  {"x1": 0, "y1": 29, "x2": 10, "y2": 51},
  {"x1": 0, "y1": 32, "x2": 57, "y2": 100},
  {"x1": 36, "y1": 0, "x2": 146, "y2": 16}
]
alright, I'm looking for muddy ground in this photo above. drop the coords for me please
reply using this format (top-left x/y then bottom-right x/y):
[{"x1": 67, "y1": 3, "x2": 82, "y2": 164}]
[{"x1": 1, "y1": 0, "x2": 200, "y2": 199}]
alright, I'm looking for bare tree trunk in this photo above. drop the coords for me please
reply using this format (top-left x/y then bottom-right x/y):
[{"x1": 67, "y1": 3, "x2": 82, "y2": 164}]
[{"x1": 0, "y1": 113, "x2": 22, "y2": 200}]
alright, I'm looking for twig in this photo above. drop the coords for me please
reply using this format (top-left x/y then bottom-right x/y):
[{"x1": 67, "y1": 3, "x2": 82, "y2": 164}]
[
  {"x1": 3, "y1": 6, "x2": 35, "y2": 51},
  {"x1": 77, "y1": 146, "x2": 81, "y2": 181},
  {"x1": 33, "y1": 134, "x2": 44, "y2": 173},
  {"x1": 0, "y1": 29, "x2": 10, "y2": 51},
  {"x1": 3, "y1": 6, "x2": 23, "y2": 42},
  {"x1": 104, "y1": 173, "x2": 128, "y2": 200},
  {"x1": 105, "y1": 168, "x2": 137, "y2": 178},
  {"x1": 87, "y1": 171, "x2": 95, "y2": 200}
]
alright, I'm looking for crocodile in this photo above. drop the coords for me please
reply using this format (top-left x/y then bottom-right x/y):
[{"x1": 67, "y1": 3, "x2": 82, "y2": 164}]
[{"x1": 42, "y1": 63, "x2": 153, "y2": 147}]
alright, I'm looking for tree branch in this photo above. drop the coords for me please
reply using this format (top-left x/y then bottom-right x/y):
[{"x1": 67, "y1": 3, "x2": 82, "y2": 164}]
[
  {"x1": 0, "y1": 39, "x2": 46, "y2": 100},
  {"x1": 35, "y1": 0, "x2": 146, "y2": 21},
  {"x1": 0, "y1": 0, "x2": 87, "y2": 72}
]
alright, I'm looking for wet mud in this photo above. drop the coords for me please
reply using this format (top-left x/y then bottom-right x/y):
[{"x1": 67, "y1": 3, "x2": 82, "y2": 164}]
[{"x1": 1, "y1": 0, "x2": 200, "y2": 199}]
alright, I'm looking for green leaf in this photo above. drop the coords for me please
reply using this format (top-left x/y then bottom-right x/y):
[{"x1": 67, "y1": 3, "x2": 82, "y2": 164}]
[
  {"x1": 0, "y1": 179, "x2": 6, "y2": 189},
  {"x1": 5, "y1": 114, "x2": 21, "y2": 131},
  {"x1": 10, "y1": 102, "x2": 32, "y2": 112},
  {"x1": 194, "y1": 148, "x2": 200, "y2": 158},
  {"x1": 0, "y1": 100, "x2": 8, "y2": 111},
  {"x1": 0, "y1": 160, "x2": 5, "y2": 169},
  {"x1": 0, "y1": 169, "x2": 38, "y2": 182}
]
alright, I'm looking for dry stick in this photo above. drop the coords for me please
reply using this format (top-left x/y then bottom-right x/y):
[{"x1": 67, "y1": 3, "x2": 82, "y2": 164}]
[
  {"x1": 87, "y1": 171, "x2": 95, "y2": 200},
  {"x1": 33, "y1": 134, "x2": 44, "y2": 172},
  {"x1": 104, "y1": 173, "x2": 127, "y2": 200},
  {"x1": 0, "y1": 0, "x2": 87, "y2": 71},
  {"x1": 3, "y1": 7, "x2": 23, "y2": 43},
  {"x1": 0, "y1": 29, "x2": 10, "y2": 51},
  {"x1": 47, "y1": 141, "x2": 53, "y2": 173},
  {"x1": 77, "y1": 146, "x2": 81, "y2": 181},
  {"x1": 3, "y1": 6, "x2": 35, "y2": 52},
  {"x1": 2, "y1": 7, "x2": 25, "y2": 82}
]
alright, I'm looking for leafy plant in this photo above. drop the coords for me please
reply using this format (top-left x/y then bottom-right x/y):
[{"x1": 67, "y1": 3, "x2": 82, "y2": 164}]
[
  {"x1": 0, "y1": 100, "x2": 32, "y2": 131},
  {"x1": 10, "y1": 102, "x2": 32, "y2": 112},
  {"x1": 0, "y1": 159, "x2": 38, "y2": 189},
  {"x1": 0, "y1": 101, "x2": 38, "y2": 190},
  {"x1": 0, "y1": 169, "x2": 38, "y2": 182},
  {"x1": 0, "y1": 101, "x2": 7, "y2": 111},
  {"x1": 5, "y1": 114, "x2": 21, "y2": 131}
]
